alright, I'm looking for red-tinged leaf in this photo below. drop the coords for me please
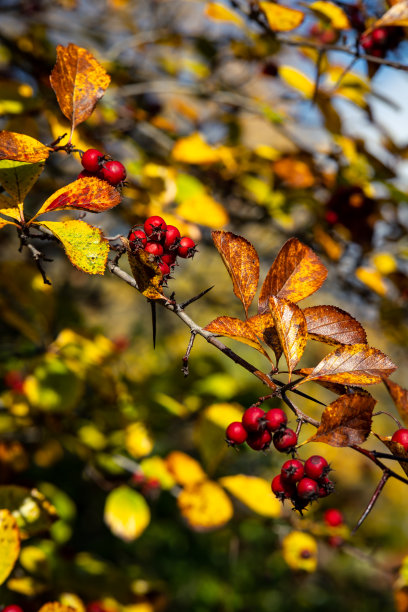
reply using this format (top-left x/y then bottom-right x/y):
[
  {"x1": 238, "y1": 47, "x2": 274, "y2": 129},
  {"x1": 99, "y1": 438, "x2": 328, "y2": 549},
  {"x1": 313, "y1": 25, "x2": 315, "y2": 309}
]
[
  {"x1": 308, "y1": 392, "x2": 376, "y2": 447},
  {"x1": 34, "y1": 220, "x2": 109, "y2": 275},
  {"x1": 204, "y1": 316, "x2": 271, "y2": 361},
  {"x1": 295, "y1": 344, "x2": 396, "y2": 388},
  {"x1": 374, "y1": 434, "x2": 408, "y2": 477},
  {"x1": 0, "y1": 131, "x2": 50, "y2": 162},
  {"x1": 50, "y1": 43, "x2": 110, "y2": 132},
  {"x1": 269, "y1": 296, "x2": 307, "y2": 380},
  {"x1": 125, "y1": 239, "x2": 167, "y2": 301},
  {"x1": 304, "y1": 305, "x2": 367, "y2": 346},
  {"x1": 212, "y1": 230, "x2": 259, "y2": 317},
  {"x1": 258, "y1": 238, "x2": 327, "y2": 314},
  {"x1": 30, "y1": 177, "x2": 121, "y2": 221},
  {"x1": 383, "y1": 378, "x2": 408, "y2": 427},
  {"x1": 247, "y1": 312, "x2": 282, "y2": 366}
]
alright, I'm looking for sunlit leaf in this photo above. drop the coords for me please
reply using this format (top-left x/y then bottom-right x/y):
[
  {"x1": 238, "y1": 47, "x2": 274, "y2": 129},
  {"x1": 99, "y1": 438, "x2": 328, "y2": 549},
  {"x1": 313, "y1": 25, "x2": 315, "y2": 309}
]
[
  {"x1": 0, "y1": 159, "x2": 45, "y2": 204},
  {"x1": 258, "y1": 238, "x2": 327, "y2": 313},
  {"x1": 279, "y1": 66, "x2": 314, "y2": 99},
  {"x1": 0, "y1": 131, "x2": 49, "y2": 162},
  {"x1": 269, "y1": 296, "x2": 307, "y2": 380},
  {"x1": 38, "y1": 602, "x2": 75, "y2": 612},
  {"x1": 172, "y1": 133, "x2": 220, "y2": 164},
  {"x1": 282, "y1": 531, "x2": 317, "y2": 572},
  {"x1": 176, "y1": 192, "x2": 229, "y2": 228},
  {"x1": 165, "y1": 451, "x2": 206, "y2": 487},
  {"x1": 295, "y1": 345, "x2": 396, "y2": 387},
  {"x1": 50, "y1": 43, "x2": 110, "y2": 132},
  {"x1": 125, "y1": 422, "x2": 154, "y2": 459},
  {"x1": 219, "y1": 475, "x2": 281, "y2": 517},
  {"x1": 307, "y1": 393, "x2": 375, "y2": 447},
  {"x1": 0, "y1": 510, "x2": 20, "y2": 585},
  {"x1": 304, "y1": 305, "x2": 367, "y2": 346},
  {"x1": 273, "y1": 157, "x2": 315, "y2": 189},
  {"x1": 178, "y1": 480, "x2": 233, "y2": 531},
  {"x1": 355, "y1": 267, "x2": 388, "y2": 296},
  {"x1": 139, "y1": 456, "x2": 176, "y2": 490},
  {"x1": 0, "y1": 217, "x2": 18, "y2": 230},
  {"x1": 205, "y1": 2, "x2": 243, "y2": 25},
  {"x1": 366, "y1": 0, "x2": 408, "y2": 33},
  {"x1": 212, "y1": 230, "x2": 259, "y2": 317},
  {"x1": 383, "y1": 378, "x2": 408, "y2": 427},
  {"x1": 0, "y1": 485, "x2": 57, "y2": 538},
  {"x1": 260, "y1": 2, "x2": 304, "y2": 31},
  {"x1": 24, "y1": 355, "x2": 83, "y2": 412},
  {"x1": 0, "y1": 204, "x2": 20, "y2": 222},
  {"x1": 126, "y1": 240, "x2": 167, "y2": 301},
  {"x1": 204, "y1": 316, "x2": 271, "y2": 360},
  {"x1": 309, "y1": 1, "x2": 350, "y2": 29},
  {"x1": 247, "y1": 312, "x2": 283, "y2": 365},
  {"x1": 104, "y1": 486, "x2": 150, "y2": 541}
]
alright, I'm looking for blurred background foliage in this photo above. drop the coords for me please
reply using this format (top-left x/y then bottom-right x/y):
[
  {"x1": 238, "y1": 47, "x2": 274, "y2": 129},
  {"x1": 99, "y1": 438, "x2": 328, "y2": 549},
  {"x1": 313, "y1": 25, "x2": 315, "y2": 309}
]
[{"x1": 1, "y1": 0, "x2": 408, "y2": 610}]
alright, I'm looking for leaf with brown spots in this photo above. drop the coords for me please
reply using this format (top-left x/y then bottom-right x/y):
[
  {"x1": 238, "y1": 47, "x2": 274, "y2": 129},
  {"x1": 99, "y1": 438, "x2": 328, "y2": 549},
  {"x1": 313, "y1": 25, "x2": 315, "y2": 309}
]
[
  {"x1": 247, "y1": 312, "x2": 282, "y2": 366},
  {"x1": 258, "y1": 238, "x2": 327, "y2": 314},
  {"x1": 304, "y1": 305, "x2": 367, "y2": 346},
  {"x1": 126, "y1": 239, "x2": 167, "y2": 301},
  {"x1": 204, "y1": 316, "x2": 271, "y2": 361},
  {"x1": 0, "y1": 131, "x2": 50, "y2": 163},
  {"x1": 0, "y1": 509, "x2": 20, "y2": 585},
  {"x1": 374, "y1": 434, "x2": 408, "y2": 477},
  {"x1": 50, "y1": 43, "x2": 110, "y2": 133},
  {"x1": 269, "y1": 296, "x2": 307, "y2": 380},
  {"x1": 294, "y1": 369, "x2": 364, "y2": 395},
  {"x1": 383, "y1": 378, "x2": 408, "y2": 427},
  {"x1": 30, "y1": 177, "x2": 121, "y2": 221},
  {"x1": 212, "y1": 230, "x2": 259, "y2": 317},
  {"x1": 308, "y1": 393, "x2": 375, "y2": 447},
  {"x1": 295, "y1": 344, "x2": 396, "y2": 387}
]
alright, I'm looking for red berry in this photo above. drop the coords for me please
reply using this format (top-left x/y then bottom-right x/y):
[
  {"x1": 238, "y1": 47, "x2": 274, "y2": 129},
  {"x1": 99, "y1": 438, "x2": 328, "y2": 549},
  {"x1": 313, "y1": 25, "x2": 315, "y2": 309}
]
[
  {"x1": 328, "y1": 535, "x2": 343, "y2": 548},
  {"x1": 162, "y1": 252, "x2": 177, "y2": 267},
  {"x1": 247, "y1": 429, "x2": 271, "y2": 451},
  {"x1": 297, "y1": 477, "x2": 319, "y2": 501},
  {"x1": 3, "y1": 608, "x2": 24, "y2": 612},
  {"x1": 145, "y1": 242, "x2": 163, "y2": 257},
  {"x1": 178, "y1": 236, "x2": 197, "y2": 258},
  {"x1": 242, "y1": 406, "x2": 265, "y2": 432},
  {"x1": 318, "y1": 476, "x2": 335, "y2": 497},
  {"x1": 273, "y1": 428, "x2": 297, "y2": 453},
  {"x1": 325, "y1": 210, "x2": 338, "y2": 224},
  {"x1": 144, "y1": 216, "x2": 167, "y2": 241},
  {"x1": 304, "y1": 455, "x2": 330, "y2": 480},
  {"x1": 77, "y1": 170, "x2": 95, "y2": 180},
  {"x1": 101, "y1": 160, "x2": 127, "y2": 185},
  {"x1": 158, "y1": 261, "x2": 170, "y2": 277},
  {"x1": 129, "y1": 229, "x2": 147, "y2": 248},
  {"x1": 281, "y1": 459, "x2": 304, "y2": 483},
  {"x1": 163, "y1": 225, "x2": 181, "y2": 250},
  {"x1": 391, "y1": 428, "x2": 408, "y2": 450},
  {"x1": 265, "y1": 408, "x2": 287, "y2": 432},
  {"x1": 271, "y1": 474, "x2": 296, "y2": 501},
  {"x1": 372, "y1": 28, "x2": 388, "y2": 46},
  {"x1": 81, "y1": 148, "x2": 103, "y2": 173},
  {"x1": 360, "y1": 33, "x2": 373, "y2": 51},
  {"x1": 226, "y1": 422, "x2": 248, "y2": 445},
  {"x1": 324, "y1": 508, "x2": 343, "y2": 527}
]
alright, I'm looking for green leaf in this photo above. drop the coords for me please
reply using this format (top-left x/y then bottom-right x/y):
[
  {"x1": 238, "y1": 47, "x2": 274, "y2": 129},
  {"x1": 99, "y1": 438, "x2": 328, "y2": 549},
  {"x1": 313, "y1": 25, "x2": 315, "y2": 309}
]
[
  {"x1": 104, "y1": 485, "x2": 150, "y2": 541},
  {"x1": 0, "y1": 159, "x2": 45, "y2": 204}
]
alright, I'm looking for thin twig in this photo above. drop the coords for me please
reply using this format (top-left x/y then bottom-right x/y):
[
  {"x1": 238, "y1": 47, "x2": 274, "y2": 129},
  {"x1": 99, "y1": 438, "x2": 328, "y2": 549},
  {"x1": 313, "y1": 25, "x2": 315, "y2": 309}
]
[
  {"x1": 352, "y1": 471, "x2": 390, "y2": 534},
  {"x1": 26, "y1": 243, "x2": 52, "y2": 285},
  {"x1": 179, "y1": 286, "x2": 214, "y2": 309},
  {"x1": 373, "y1": 411, "x2": 402, "y2": 428},
  {"x1": 281, "y1": 390, "x2": 320, "y2": 428},
  {"x1": 182, "y1": 330, "x2": 197, "y2": 377},
  {"x1": 312, "y1": 48, "x2": 325, "y2": 103}
]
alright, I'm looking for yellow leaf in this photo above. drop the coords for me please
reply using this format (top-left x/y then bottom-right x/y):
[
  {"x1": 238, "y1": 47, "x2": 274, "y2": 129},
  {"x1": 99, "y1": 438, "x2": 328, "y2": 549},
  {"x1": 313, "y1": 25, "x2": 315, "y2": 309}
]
[
  {"x1": 355, "y1": 266, "x2": 388, "y2": 296},
  {"x1": 260, "y1": 2, "x2": 304, "y2": 31},
  {"x1": 372, "y1": 252, "x2": 397, "y2": 275},
  {"x1": 0, "y1": 486, "x2": 57, "y2": 538},
  {"x1": 366, "y1": 0, "x2": 408, "y2": 32},
  {"x1": 205, "y1": 2, "x2": 243, "y2": 25},
  {"x1": 220, "y1": 475, "x2": 281, "y2": 517},
  {"x1": 38, "y1": 603, "x2": 75, "y2": 612},
  {"x1": 104, "y1": 486, "x2": 150, "y2": 541},
  {"x1": 125, "y1": 423, "x2": 154, "y2": 459},
  {"x1": 203, "y1": 403, "x2": 244, "y2": 429},
  {"x1": 139, "y1": 456, "x2": 176, "y2": 490},
  {"x1": 176, "y1": 193, "x2": 229, "y2": 228},
  {"x1": 0, "y1": 159, "x2": 45, "y2": 204},
  {"x1": 279, "y1": 66, "x2": 314, "y2": 99},
  {"x1": 178, "y1": 480, "x2": 233, "y2": 530},
  {"x1": 165, "y1": 451, "x2": 206, "y2": 486},
  {"x1": 282, "y1": 531, "x2": 318, "y2": 572},
  {"x1": 172, "y1": 133, "x2": 220, "y2": 164},
  {"x1": 0, "y1": 205, "x2": 20, "y2": 221},
  {"x1": 0, "y1": 509, "x2": 20, "y2": 585},
  {"x1": 310, "y1": 1, "x2": 350, "y2": 29},
  {"x1": 0, "y1": 130, "x2": 50, "y2": 162}
]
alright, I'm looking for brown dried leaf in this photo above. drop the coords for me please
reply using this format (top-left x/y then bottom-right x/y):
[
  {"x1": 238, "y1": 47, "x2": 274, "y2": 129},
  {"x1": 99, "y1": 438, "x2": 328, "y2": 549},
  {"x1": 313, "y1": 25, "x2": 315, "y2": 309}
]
[
  {"x1": 125, "y1": 239, "x2": 167, "y2": 301},
  {"x1": 0, "y1": 131, "x2": 50, "y2": 163},
  {"x1": 375, "y1": 434, "x2": 408, "y2": 477},
  {"x1": 50, "y1": 43, "x2": 110, "y2": 132},
  {"x1": 295, "y1": 369, "x2": 364, "y2": 395},
  {"x1": 308, "y1": 392, "x2": 375, "y2": 447},
  {"x1": 383, "y1": 378, "x2": 408, "y2": 427},
  {"x1": 212, "y1": 230, "x2": 259, "y2": 317},
  {"x1": 269, "y1": 296, "x2": 307, "y2": 380},
  {"x1": 204, "y1": 316, "x2": 271, "y2": 361},
  {"x1": 296, "y1": 344, "x2": 396, "y2": 387},
  {"x1": 247, "y1": 312, "x2": 283, "y2": 366},
  {"x1": 304, "y1": 305, "x2": 367, "y2": 346},
  {"x1": 258, "y1": 238, "x2": 327, "y2": 313}
]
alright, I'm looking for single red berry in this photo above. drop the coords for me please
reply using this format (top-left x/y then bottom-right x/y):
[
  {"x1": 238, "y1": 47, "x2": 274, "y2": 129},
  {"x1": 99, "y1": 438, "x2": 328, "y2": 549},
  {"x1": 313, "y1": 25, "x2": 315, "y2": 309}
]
[
  {"x1": 372, "y1": 28, "x2": 388, "y2": 46},
  {"x1": 297, "y1": 477, "x2": 319, "y2": 502},
  {"x1": 265, "y1": 408, "x2": 287, "y2": 432},
  {"x1": 144, "y1": 216, "x2": 167, "y2": 241},
  {"x1": 158, "y1": 261, "x2": 170, "y2": 277},
  {"x1": 391, "y1": 428, "x2": 408, "y2": 450},
  {"x1": 325, "y1": 210, "x2": 338, "y2": 224},
  {"x1": 4, "y1": 371, "x2": 24, "y2": 393},
  {"x1": 281, "y1": 459, "x2": 304, "y2": 483},
  {"x1": 226, "y1": 422, "x2": 248, "y2": 446},
  {"x1": 81, "y1": 148, "x2": 104, "y2": 173},
  {"x1": 242, "y1": 406, "x2": 265, "y2": 432},
  {"x1": 178, "y1": 236, "x2": 197, "y2": 258},
  {"x1": 101, "y1": 160, "x2": 127, "y2": 185},
  {"x1": 324, "y1": 508, "x2": 343, "y2": 527},
  {"x1": 360, "y1": 33, "x2": 374, "y2": 51},
  {"x1": 77, "y1": 170, "x2": 95, "y2": 180},
  {"x1": 144, "y1": 242, "x2": 164, "y2": 257},
  {"x1": 328, "y1": 535, "x2": 343, "y2": 548},
  {"x1": 273, "y1": 428, "x2": 297, "y2": 453},
  {"x1": 163, "y1": 225, "x2": 181, "y2": 250},
  {"x1": 162, "y1": 252, "x2": 177, "y2": 267},
  {"x1": 129, "y1": 229, "x2": 147, "y2": 248},
  {"x1": 318, "y1": 476, "x2": 335, "y2": 497},
  {"x1": 247, "y1": 429, "x2": 271, "y2": 451},
  {"x1": 271, "y1": 474, "x2": 296, "y2": 501},
  {"x1": 304, "y1": 455, "x2": 330, "y2": 480},
  {"x1": 3, "y1": 607, "x2": 24, "y2": 612},
  {"x1": 87, "y1": 603, "x2": 106, "y2": 612}
]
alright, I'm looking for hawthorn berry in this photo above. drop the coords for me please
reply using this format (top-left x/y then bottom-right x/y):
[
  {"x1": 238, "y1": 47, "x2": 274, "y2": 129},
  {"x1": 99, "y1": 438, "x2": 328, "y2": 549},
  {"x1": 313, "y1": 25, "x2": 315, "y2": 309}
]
[
  {"x1": 3, "y1": 607, "x2": 24, "y2": 612},
  {"x1": 101, "y1": 160, "x2": 127, "y2": 185},
  {"x1": 391, "y1": 428, "x2": 408, "y2": 450},
  {"x1": 158, "y1": 261, "x2": 171, "y2": 277},
  {"x1": 225, "y1": 421, "x2": 248, "y2": 446},
  {"x1": 178, "y1": 236, "x2": 196, "y2": 258},
  {"x1": 304, "y1": 455, "x2": 330, "y2": 480},
  {"x1": 281, "y1": 458, "x2": 304, "y2": 483},
  {"x1": 77, "y1": 170, "x2": 95, "y2": 180},
  {"x1": 242, "y1": 406, "x2": 265, "y2": 432},
  {"x1": 324, "y1": 508, "x2": 343, "y2": 527},
  {"x1": 163, "y1": 225, "x2": 181, "y2": 250},
  {"x1": 145, "y1": 242, "x2": 164, "y2": 257},
  {"x1": 271, "y1": 474, "x2": 296, "y2": 501},
  {"x1": 81, "y1": 148, "x2": 103, "y2": 173},
  {"x1": 144, "y1": 216, "x2": 167, "y2": 241},
  {"x1": 273, "y1": 428, "x2": 297, "y2": 453},
  {"x1": 162, "y1": 253, "x2": 177, "y2": 267},
  {"x1": 265, "y1": 408, "x2": 287, "y2": 432},
  {"x1": 372, "y1": 28, "x2": 388, "y2": 46},
  {"x1": 318, "y1": 476, "x2": 335, "y2": 497},
  {"x1": 247, "y1": 429, "x2": 271, "y2": 451},
  {"x1": 297, "y1": 477, "x2": 319, "y2": 502},
  {"x1": 129, "y1": 229, "x2": 147, "y2": 248}
]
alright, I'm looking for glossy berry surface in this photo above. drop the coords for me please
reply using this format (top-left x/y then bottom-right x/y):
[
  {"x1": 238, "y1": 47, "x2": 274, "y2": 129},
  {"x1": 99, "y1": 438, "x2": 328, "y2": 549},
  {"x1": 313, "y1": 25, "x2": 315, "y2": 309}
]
[
  {"x1": 297, "y1": 477, "x2": 319, "y2": 501},
  {"x1": 247, "y1": 429, "x2": 271, "y2": 451},
  {"x1": 242, "y1": 406, "x2": 265, "y2": 432},
  {"x1": 324, "y1": 508, "x2": 343, "y2": 527},
  {"x1": 162, "y1": 253, "x2": 177, "y2": 267},
  {"x1": 281, "y1": 459, "x2": 304, "y2": 483},
  {"x1": 178, "y1": 236, "x2": 196, "y2": 258},
  {"x1": 265, "y1": 408, "x2": 287, "y2": 432},
  {"x1": 271, "y1": 474, "x2": 296, "y2": 501},
  {"x1": 273, "y1": 428, "x2": 297, "y2": 453},
  {"x1": 3, "y1": 607, "x2": 24, "y2": 612},
  {"x1": 81, "y1": 148, "x2": 103, "y2": 172},
  {"x1": 158, "y1": 261, "x2": 170, "y2": 277},
  {"x1": 163, "y1": 225, "x2": 181, "y2": 250},
  {"x1": 145, "y1": 242, "x2": 163, "y2": 257},
  {"x1": 226, "y1": 421, "x2": 248, "y2": 445},
  {"x1": 101, "y1": 160, "x2": 127, "y2": 185},
  {"x1": 391, "y1": 428, "x2": 408, "y2": 450},
  {"x1": 144, "y1": 216, "x2": 167, "y2": 240},
  {"x1": 304, "y1": 455, "x2": 329, "y2": 480},
  {"x1": 129, "y1": 229, "x2": 147, "y2": 248}
]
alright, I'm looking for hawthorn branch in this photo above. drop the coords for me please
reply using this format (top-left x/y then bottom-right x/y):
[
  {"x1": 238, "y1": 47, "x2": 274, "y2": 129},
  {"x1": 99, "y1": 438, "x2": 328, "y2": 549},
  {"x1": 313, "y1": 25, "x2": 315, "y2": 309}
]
[{"x1": 352, "y1": 471, "x2": 390, "y2": 534}]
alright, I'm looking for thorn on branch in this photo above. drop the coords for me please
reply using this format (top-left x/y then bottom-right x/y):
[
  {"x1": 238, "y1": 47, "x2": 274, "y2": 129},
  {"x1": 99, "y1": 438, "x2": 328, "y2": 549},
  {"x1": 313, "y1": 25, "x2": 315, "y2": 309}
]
[
  {"x1": 182, "y1": 330, "x2": 197, "y2": 377},
  {"x1": 179, "y1": 286, "x2": 214, "y2": 310}
]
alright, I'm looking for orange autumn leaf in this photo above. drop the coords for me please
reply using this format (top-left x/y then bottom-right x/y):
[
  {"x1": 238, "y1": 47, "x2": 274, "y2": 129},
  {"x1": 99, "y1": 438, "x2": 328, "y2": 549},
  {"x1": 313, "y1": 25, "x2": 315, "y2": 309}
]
[
  {"x1": 269, "y1": 296, "x2": 307, "y2": 380},
  {"x1": 247, "y1": 312, "x2": 282, "y2": 365},
  {"x1": 177, "y1": 480, "x2": 233, "y2": 531},
  {"x1": 273, "y1": 157, "x2": 315, "y2": 189},
  {"x1": 258, "y1": 238, "x2": 327, "y2": 314},
  {"x1": 296, "y1": 344, "x2": 396, "y2": 387},
  {"x1": 374, "y1": 434, "x2": 408, "y2": 477},
  {"x1": 126, "y1": 240, "x2": 167, "y2": 301},
  {"x1": 50, "y1": 43, "x2": 110, "y2": 133},
  {"x1": 307, "y1": 392, "x2": 376, "y2": 447},
  {"x1": 212, "y1": 231, "x2": 259, "y2": 317},
  {"x1": 204, "y1": 316, "x2": 271, "y2": 361},
  {"x1": 38, "y1": 604, "x2": 75, "y2": 612},
  {"x1": 365, "y1": 0, "x2": 408, "y2": 34},
  {"x1": 260, "y1": 2, "x2": 305, "y2": 31},
  {"x1": 383, "y1": 378, "x2": 408, "y2": 427},
  {"x1": 304, "y1": 305, "x2": 367, "y2": 346},
  {"x1": 0, "y1": 131, "x2": 50, "y2": 163}
]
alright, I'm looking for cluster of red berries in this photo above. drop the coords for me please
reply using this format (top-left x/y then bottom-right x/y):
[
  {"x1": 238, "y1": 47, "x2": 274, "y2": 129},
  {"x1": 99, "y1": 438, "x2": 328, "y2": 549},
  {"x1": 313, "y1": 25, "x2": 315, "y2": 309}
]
[
  {"x1": 360, "y1": 27, "x2": 399, "y2": 58},
  {"x1": 78, "y1": 148, "x2": 127, "y2": 186},
  {"x1": 128, "y1": 215, "x2": 197, "y2": 282},
  {"x1": 225, "y1": 406, "x2": 296, "y2": 452}
]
